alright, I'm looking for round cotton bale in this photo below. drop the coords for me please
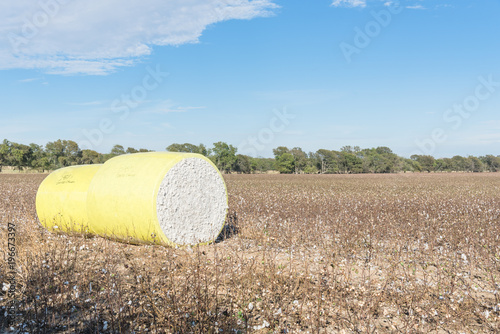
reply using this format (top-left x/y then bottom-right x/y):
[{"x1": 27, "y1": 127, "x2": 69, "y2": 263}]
[
  {"x1": 36, "y1": 164, "x2": 102, "y2": 234},
  {"x1": 86, "y1": 152, "x2": 228, "y2": 246}
]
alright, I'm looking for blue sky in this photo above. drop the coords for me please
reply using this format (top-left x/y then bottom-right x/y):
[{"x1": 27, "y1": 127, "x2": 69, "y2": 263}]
[{"x1": 1, "y1": 0, "x2": 499, "y2": 158}]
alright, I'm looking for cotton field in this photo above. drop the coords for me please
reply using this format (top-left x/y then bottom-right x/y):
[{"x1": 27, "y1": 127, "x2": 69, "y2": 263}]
[{"x1": 1, "y1": 173, "x2": 499, "y2": 333}]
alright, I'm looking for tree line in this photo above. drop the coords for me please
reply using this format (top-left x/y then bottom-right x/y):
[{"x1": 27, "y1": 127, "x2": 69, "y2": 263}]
[{"x1": 1, "y1": 139, "x2": 499, "y2": 174}]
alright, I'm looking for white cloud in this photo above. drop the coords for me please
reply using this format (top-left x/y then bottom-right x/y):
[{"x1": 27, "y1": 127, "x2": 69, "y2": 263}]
[
  {"x1": 18, "y1": 77, "x2": 41, "y2": 83},
  {"x1": 406, "y1": 4, "x2": 426, "y2": 9},
  {"x1": 436, "y1": 4, "x2": 453, "y2": 9},
  {"x1": 331, "y1": 0, "x2": 367, "y2": 7},
  {"x1": 160, "y1": 106, "x2": 206, "y2": 113},
  {"x1": 68, "y1": 101, "x2": 105, "y2": 106},
  {"x1": 383, "y1": 1, "x2": 402, "y2": 7},
  {"x1": 142, "y1": 100, "x2": 206, "y2": 114},
  {"x1": 0, "y1": 0, "x2": 278, "y2": 75}
]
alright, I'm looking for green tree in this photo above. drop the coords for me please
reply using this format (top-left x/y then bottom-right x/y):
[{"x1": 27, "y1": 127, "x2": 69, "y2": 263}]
[
  {"x1": 450, "y1": 155, "x2": 467, "y2": 171},
  {"x1": 81, "y1": 149, "x2": 101, "y2": 164},
  {"x1": 211, "y1": 142, "x2": 237, "y2": 173},
  {"x1": 434, "y1": 158, "x2": 453, "y2": 172},
  {"x1": 110, "y1": 144, "x2": 126, "y2": 156},
  {"x1": 275, "y1": 152, "x2": 295, "y2": 174},
  {"x1": 29, "y1": 143, "x2": 48, "y2": 171},
  {"x1": 45, "y1": 140, "x2": 81, "y2": 167},
  {"x1": 375, "y1": 146, "x2": 393, "y2": 155},
  {"x1": 273, "y1": 146, "x2": 295, "y2": 174},
  {"x1": 272, "y1": 146, "x2": 290, "y2": 157},
  {"x1": 480, "y1": 155, "x2": 500, "y2": 172},
  {"x1": 290, "y1": 147, "x2": 308, "y2": 173},
  {"x1": 339, "y1": 151, "x2": 363, "y2": 173},
  {"x1": 434, "y1": 159, "x2": 447, "y2": 172},
  {"x1": 126, "y1": 147, "x2": 139, "y2": 154},
  {"x1": 316, "y1": 149, "x2": 340, "y2": 174},
  {"x1": 302, "y1": 152, "x2": 319, "y2": 174},
  {"x1": 357, "y1": 147, "x2": 398, "y2": 173},
  {"x1": 340, "y1": 145, "x2": 354, "y2": 153},
  {"x1": 235, "y1": 154, "x2": 251, "y2": 174},
  {"x1": 0, "y1": 139, "x2": 12, "y2": 171},
  {"x1": 400, "y1": 158, "x2": 421, "y2": 172},
  {"x1": 124, "y1": 147, "x2": 151, "y2": 154},
  {"x1": 467, "y1": 156, "x2": 484, "y2": 172},
  {"x1": 411, "y1": 155, "x2": 435, "y2": 172},
  {"x1": 250, "y1": 157, "x2": 275, "y2": 173},
  {"x1": 303, "y1": 159, "x2": 318, "y2": 174},
  {"x1": 45, "y1": 140, "x2": 63, "y2": 166},
  {"x1": 197, "y1": 144, "x2": 208, "y2": 157},
  {"x1": 10, "y1": 142, "x2": 33, "y2": 171},
  {"x1": 166, "y1": 143, "x2": 208, "y2": 156},
  {"x1": 40, "y1": 157, "x2": 52, "y2": 171}
]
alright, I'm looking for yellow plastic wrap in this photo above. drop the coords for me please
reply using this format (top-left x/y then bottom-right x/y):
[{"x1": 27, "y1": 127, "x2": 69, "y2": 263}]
[
  {"x1": 36, "y1": 164, "x2": 102, "y2": 234},
  {"x1": 36, "y1": 152, "x2": 228, "y2": 246}
]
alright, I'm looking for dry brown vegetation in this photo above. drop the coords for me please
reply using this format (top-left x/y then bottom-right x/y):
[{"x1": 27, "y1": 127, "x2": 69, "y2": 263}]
[{"x1": 1, "y1": 173, "x2": 500, "y2": 333}]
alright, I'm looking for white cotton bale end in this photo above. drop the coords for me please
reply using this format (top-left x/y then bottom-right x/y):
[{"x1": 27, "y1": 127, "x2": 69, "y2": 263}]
[{"x1": 156, "y1": 157, "x2": 228, "y2": 245}]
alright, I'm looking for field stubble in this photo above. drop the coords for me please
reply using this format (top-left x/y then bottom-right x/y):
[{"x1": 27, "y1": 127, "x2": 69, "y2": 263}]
[{"x1": 0, "y1": 173, "x2": 499, "y2": 333}]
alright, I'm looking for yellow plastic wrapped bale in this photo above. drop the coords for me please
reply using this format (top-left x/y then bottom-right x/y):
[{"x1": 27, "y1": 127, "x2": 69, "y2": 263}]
[
  {"x1": 35, "y1": 152, "x2": 228, "y2": 246},
  {"x1": 87, "y1": 152, "x2": 228, "y2": 246},
  {"x1": 36, "y1": 164, "x2": 102, "y2": 234}
]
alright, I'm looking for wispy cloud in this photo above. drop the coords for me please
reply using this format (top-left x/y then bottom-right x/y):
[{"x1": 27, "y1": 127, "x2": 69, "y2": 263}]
[
  {"x1": 406, "y1": 4, "x2": 426, "y2": 10},
  {"x1": 255, "y1": 88, "x2": 345, "y2": 104},
  {"x1": 160, "y1": 106, "x2": 206, "y2": 113},
  {"x1": 68, "y1": 101, "x2": 105, "y2": 107},
  {"x1": 143, "y1": 100, "x2": 206, "y2": 114},
  {"x1": 331, "y1": 0, "x2": 367, "y2": 8},
  {"x1": 0, "y1": 0, "x2": 278, "y2": 75},
  {"x1": 17, "y1": 77, "x2": 41, "y2": 83},
  {"x1": 336, "y1": 1, "x2": 446, "y2": 10}
]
